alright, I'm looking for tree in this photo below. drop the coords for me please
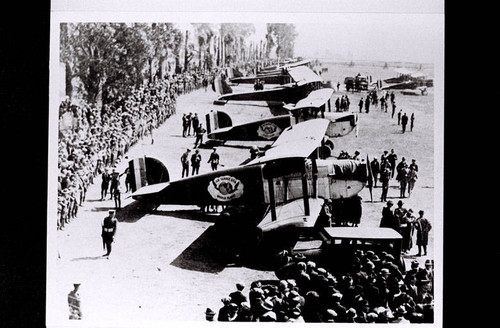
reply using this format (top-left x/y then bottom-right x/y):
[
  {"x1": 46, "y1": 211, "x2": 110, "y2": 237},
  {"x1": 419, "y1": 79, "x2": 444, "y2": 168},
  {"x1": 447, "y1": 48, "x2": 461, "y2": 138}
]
[
  {"x1": 265, "y1": 23, "x2": 297, "y2": 61},
  {"x1": 219, "y1": 23, "x2": 255, "y2": 66},
  {"x1": 192, "y1": 23, "x2": 215, "y2": 71}
]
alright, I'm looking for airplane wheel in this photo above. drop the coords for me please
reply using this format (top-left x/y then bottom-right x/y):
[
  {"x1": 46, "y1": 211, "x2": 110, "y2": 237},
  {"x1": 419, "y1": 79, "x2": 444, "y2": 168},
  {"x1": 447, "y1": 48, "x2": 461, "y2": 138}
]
[
  {"x1": 324, "y1": 140, "x2": 334, "y2": 151},
  {"x1": 320, "y1": 144, "x2": 333, "y2": 158}
]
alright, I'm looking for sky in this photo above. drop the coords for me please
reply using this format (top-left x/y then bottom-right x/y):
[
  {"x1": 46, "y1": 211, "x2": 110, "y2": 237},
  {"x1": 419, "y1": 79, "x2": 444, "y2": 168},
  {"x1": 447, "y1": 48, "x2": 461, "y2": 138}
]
[
  {"x1": 52, "y1": 1, "x2": 444, "y2": 64},
  {"x1": 247, "y1": 14, "x2": 443, "y2": 64}
]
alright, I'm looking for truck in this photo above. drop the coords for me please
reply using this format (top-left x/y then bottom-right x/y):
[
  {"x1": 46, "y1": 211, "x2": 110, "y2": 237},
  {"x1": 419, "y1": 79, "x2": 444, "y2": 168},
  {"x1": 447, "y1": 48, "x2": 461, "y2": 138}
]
[
  {"x1": 290, "y1": 226, "x2": 406, "y2": 274},
  {"x1": 344, "y1": 74, "x2": 369, "y2": 92}
]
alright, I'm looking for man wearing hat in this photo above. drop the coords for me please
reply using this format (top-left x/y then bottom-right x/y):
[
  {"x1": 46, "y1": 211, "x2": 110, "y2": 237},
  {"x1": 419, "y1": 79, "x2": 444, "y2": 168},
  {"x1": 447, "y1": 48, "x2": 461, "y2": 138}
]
[
  {"x1": 415, "y1": 210, "x2": 432, "y2": 256},
  {"x1": 180, "y1": 149, "x2": 191, "y2": 178},
  {"x1": 190, "y1": 149, "x2": 202, "y2": 175},
  {"x1": 205, "y1": 308, "x2": 216, "y2": 321},
  {"x1": 392, "y1": 305, "x2": 410, "y2": 323},
  {"x1": 68, "y1": 283, "x2": 82, "y2": 319},
  {"x1": 101, "y1": 209, "x2": 118, "y2": 257},
  {"x1": 229, "y1": 282, "x2": 248, "y2": 305},
  {"x1": 207, "y1": 148, "x2": 220, "y2": 171},
  {"x1": 193, "y1": 123, "x2": 206, "y2": 148},
  {"x1": 370, "y1": 157, "x2": 381, "y2": 187},
  {"x1": 327, "y1": 292, "x2": 347, "y2": 322},
  {"x1": 379, "y1": 160, "x2": 392, "y2": 201},
  {"x1": 380, "y1": 201, "x2": 398, "y2": 231}
]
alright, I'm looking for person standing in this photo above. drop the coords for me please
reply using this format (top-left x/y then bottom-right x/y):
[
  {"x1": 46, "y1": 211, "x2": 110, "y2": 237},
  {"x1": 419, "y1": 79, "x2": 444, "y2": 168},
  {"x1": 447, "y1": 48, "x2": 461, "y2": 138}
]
[
  {"x1": 182, "y1": 114, "x2": 188, "y2": 137},
  {"x1": 191, "y1": 149, "x2": 202, "y2": 175},
  {"x1": 101, "y1": 209, "x2": 118, "y2": 257},
  {"x1": 398, "y1": 164, "x2": 410, "y2": 198},
  {"x1": 393, "y1": 200, "x2": 407, "y2": 233},
  {"x1": 370, "y1": 157, "x2": 381, "y2": 188},
  {"x1": 410, "y1": 113, "x2": 415, "y2": 131},
  {"x1": 401, "y1": 112, "x2": 409, "y2": 133},
  {"x1": 337, "y1": 81, "x2": 340, "y2": 92},
  {"x1": 120, "y1": 166, "x2": 132, "y2": 193},
  {"x1": 415, "y1": 210, "x2": 432, "y2": 256},
  {"x1": 100, "y1": 168, "x2": 111, "y2": 200},
  {"x1": 409, "y1": 159, "x2": 419, "y2": 172},
  {"x1": 407, "y1": 166, "x2": 418, "y2": 196},
  {"x1": 380, "y1": 201, "x2": 396, "y2": 229},
  {"x1": 194, "y1": 123, "x2": 206, "y2": 148},
  {"x1": 181, "y1": 149, "x2": 191, "y2": 178},
  {"x1": 358, "y1": 98, "x2": 364, "y2": 113},
  {"x1": 387, "y1": 149, "x2": 398, "y2": 179},
  {"x1": 397, "y1": 110, "x2": 402, "y2": 125},
  {"x1": 208, "y1": 148, "x2": 220, "y2": 171},
  {"x1": 401, "y1": 209, "x2": 415, "y2": 254},
  {"x1": 68, "y1": 283, "x2": 82, "y2": 319},
  {"x1": 391, "y1": 102, "x2": 396, "y2": 119},
  {"x1": 192, "y1": 113, "x2": 200, "y2": 134},
  {"x1": 109, "y1": 168, "x2": 120, "y2": 200},
  {"x1": 379, "y1": 164, "x2": 391, "y2": 202},
  {"x1": 186, "y1": 113, "x2": 193, "y2": 136},
  {"x1": 113, "y1": 179, "x2": 122, "y2": 209},
  {"x1": 364, "y1": 96, "x2": 370, "y2": 113}
]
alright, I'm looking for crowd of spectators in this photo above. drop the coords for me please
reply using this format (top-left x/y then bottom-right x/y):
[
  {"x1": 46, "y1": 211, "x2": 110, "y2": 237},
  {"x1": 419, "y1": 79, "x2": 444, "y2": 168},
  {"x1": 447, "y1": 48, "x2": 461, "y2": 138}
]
[
  {"x1": 210, "y1": 250, "x2": 434, "y2": 323},
  {"x1": 56, "y1": 72, "x2": 210, "y2": 230}
]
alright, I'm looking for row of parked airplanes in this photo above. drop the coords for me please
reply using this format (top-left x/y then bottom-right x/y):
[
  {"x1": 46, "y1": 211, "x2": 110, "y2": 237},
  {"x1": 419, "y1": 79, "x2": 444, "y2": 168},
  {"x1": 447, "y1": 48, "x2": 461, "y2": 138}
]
[{"x1": 125, "y1": 59, "x2": 420, "y2": 252}]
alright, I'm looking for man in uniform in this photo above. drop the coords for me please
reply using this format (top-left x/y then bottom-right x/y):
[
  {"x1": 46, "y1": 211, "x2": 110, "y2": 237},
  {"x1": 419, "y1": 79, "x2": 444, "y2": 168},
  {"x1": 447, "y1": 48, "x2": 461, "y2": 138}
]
[
  {"x1": 68, "y1": 283, "x2": 82, "y2": 319},
  {"x1": 191, "y1": 149, "x2": 202, "y2": 175},
  {"x1": 379, "y1": 163, "x2": 392, "y2": 202},
  {"x1": 181, "y1": 149, "x2": 191, "y2": 178},
  {"x1": 207, "y1": 148, "x2": 220, "y2": 171},
  {"x1": 109, "y1": 168, "x2": 120, "y2": 200},
  {"x1": 194, "y1": 123, "x2": 206, "y2": 148},
  {"x1": 102, "y1": 209, "x2": 118, "y2": 257}
]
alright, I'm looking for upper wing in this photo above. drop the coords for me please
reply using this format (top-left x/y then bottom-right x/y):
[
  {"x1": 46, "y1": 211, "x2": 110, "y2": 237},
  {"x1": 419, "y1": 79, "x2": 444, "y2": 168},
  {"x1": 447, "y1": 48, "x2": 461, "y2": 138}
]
[
  {"x1": 245, "y1": 118, "x2": 330, "y2": 165},
  {"x1": 283, "y1": 88, "x2": 334, "y2": 112},
  {"x1": 286, "y1": 66, "x2": 323, "y2": 86}
]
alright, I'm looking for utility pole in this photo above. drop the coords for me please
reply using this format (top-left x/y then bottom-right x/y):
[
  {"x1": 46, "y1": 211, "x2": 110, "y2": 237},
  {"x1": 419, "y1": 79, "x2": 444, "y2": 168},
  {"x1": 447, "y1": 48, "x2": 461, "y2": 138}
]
[{"x1": 183, "y1": 30, "x2": 189, "y2": 72}]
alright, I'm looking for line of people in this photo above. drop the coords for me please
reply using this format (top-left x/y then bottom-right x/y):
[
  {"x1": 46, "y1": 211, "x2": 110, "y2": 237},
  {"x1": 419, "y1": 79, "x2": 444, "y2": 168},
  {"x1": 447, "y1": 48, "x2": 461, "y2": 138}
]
[{"x1": 57, "y1": 71, "x2": 208, "y2": 230}]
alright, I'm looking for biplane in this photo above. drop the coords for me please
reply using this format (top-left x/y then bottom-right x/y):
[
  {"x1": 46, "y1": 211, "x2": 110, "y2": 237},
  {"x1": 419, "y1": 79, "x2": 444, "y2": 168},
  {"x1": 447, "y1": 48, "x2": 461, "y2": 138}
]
[
  {"x1": 213, "y1": 66, "x2": 324, "y2": 105},
  {"x1": 205, "y1": 88, "x2": 358, "y2": 154},
  {"x1": 382, "y1": 68, "x2": 433, "y2": 94},
  {"x1": 128, "y1": 119, "x2": 369, "y2": 249},
  {"x1": 228, "y1": 59, "x2": 312, "y2": 85}
]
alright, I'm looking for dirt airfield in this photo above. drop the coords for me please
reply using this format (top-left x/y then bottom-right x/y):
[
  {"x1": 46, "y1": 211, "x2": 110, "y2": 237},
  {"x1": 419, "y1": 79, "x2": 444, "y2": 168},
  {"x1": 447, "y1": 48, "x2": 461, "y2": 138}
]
[{"x1": 47, "y1": 68, "x2": 440, "y2": 326}]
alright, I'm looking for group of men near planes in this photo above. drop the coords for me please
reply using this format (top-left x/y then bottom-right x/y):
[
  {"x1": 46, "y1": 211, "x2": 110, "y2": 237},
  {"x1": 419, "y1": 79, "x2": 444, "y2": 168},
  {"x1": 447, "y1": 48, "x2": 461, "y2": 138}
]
[
  {"x1": 182, "y1": 112, "x2": 206, "y2": 148},
  {"x1": 370, "y1": 149, "x2": 419, "y2": 201}
]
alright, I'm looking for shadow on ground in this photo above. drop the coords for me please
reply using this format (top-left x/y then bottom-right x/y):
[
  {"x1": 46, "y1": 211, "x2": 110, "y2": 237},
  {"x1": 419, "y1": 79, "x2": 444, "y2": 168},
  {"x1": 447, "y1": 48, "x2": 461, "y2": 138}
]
[
  {"x1": 91, "y1": 201, "x2": 157, "y2": 223},
  {"x1": 170, "y1": 226, "x2": 227, "y2": 273},
  {"x1": 170, "y1": 223, "x2": 279, "y2": 274}
]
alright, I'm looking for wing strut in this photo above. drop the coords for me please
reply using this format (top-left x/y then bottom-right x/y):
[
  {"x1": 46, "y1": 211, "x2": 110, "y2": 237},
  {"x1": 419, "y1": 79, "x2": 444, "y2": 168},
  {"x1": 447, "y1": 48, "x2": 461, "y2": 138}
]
[
  {"x1": 301, "y1": 162, "x2": 310, "y2": 216},
  {"x1": 268, "y1": 177, "x2": 277, "y2": 222},
  {"x1": 312, "y1": 158, "x2": 318, "y2": 198}
]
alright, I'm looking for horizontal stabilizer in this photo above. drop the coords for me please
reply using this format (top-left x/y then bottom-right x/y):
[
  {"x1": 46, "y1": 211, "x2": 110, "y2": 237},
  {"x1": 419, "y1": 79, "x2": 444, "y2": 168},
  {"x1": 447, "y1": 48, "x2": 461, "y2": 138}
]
[{"x1": 130, "y1": 182, "x2": 170, "y2": 198}]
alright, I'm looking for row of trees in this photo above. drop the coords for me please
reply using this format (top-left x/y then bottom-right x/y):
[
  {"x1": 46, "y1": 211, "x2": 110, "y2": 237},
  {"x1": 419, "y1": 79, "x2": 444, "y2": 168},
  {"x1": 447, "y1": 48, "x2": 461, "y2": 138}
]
[{"x1": 60, "y1": 22, "x2": 298, "y2": 106}]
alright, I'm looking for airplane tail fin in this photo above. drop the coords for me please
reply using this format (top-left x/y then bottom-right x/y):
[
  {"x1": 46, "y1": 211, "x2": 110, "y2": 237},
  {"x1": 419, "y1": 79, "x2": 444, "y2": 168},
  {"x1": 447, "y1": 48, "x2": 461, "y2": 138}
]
[
  {"x1": 213, "y1": 75, "x2": 233, "y2": 95},
  {"x1": 128, "y1": 157, "x2": 170, "y2": 192},
  {"x1": 205, "y1": 110, "x2": 233, "y2": 135}
]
